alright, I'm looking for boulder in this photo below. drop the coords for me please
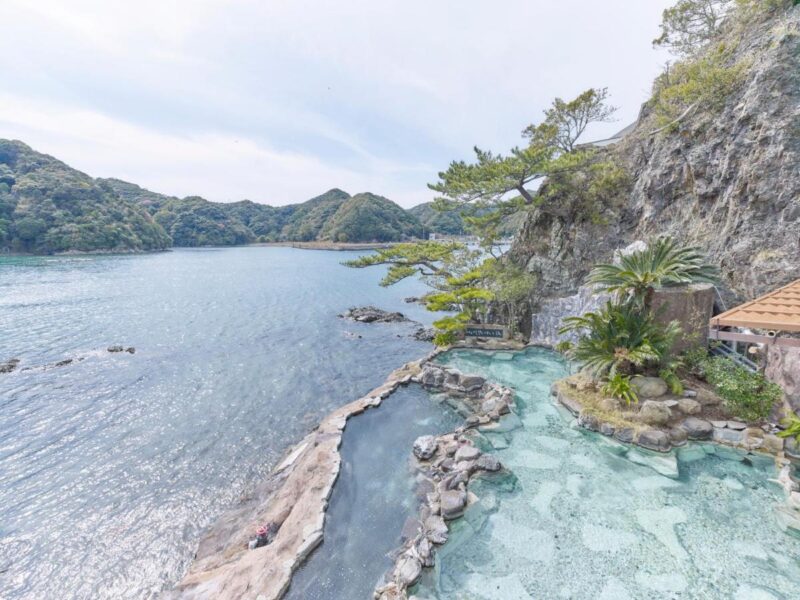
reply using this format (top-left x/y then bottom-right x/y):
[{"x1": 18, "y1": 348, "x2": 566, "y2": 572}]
[
  {"x1": 677, "y1": 398, "x2": 701, "y2": 415},
  {"x1": 599, "y1": 397, "x2": 622, "y2": 413},
  {"x1": 680, "y1": 417, "x2": 713, "y2": 440},
  {"x1": 599, "y1": 422, "x2": 616, "y2": 436},
  {"x1": 637, "y1": 429, "x2": 671, "y2": 452},
  {"x1": 639, "y1": 400, "x2": 672, "y2": 426},
  {"x1": 614, "y1": 427, "x2": 635, "y2": 443},
  {"x1": 631, "y1": 376, "x2": 668, "y2": 398},
  {"x1": 454, "y1": 444, "x2": 481, "y2": 462},
  {"x1": 476, "y1": 454, "x2": 501, "y2": 472},
  {"x1": 668, "y1": 427, "x2": 689, "y2": 446},
  {"x1": 424, "y1": 515, "x2": 449, "y2": 544},
  {"x1": 413, "y1": 436, "x2": 439, "y2": 460},
  {"x1": 413, "y1": 327, "x2": 436, "y2": 342},
  {"x1": 578, "y1": 410, "x2": 600, "y2": 431},
  {"x1": 394, "y1": 554, "x2": 422, "y2": 587},
  {"x1": 440, "y1": 489, "x2": 467, "y2": 520},
  {"x1": 0, "y1": 358, "x2": 20, "y2": 374},
  {"x1": 763, "y1": 434, "x2": 785, "y2": 454},
  {"x1": 459, "y1": 374, "x2": 486, "y2": 392},
  {"x1": 415, "y1": 536, "x2": 435, "y2": 568}
]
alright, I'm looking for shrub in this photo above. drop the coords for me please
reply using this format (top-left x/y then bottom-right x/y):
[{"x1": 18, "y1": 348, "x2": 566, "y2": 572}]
[
  {"x1": 602, "y1": 373, "x2": 639, "y2": 406},
  {"x1": 703, "y1": 357, "x2": 783, "y2": 421},
  {"x1": 652, "y1": 45, "x2": 749, "y2": 128},
  {"x1": 778, "y1": 414, "x2": 800, "y2": 443},
  {"x1": 559, "y1": 301, "x2": 681, "y2": 378}
]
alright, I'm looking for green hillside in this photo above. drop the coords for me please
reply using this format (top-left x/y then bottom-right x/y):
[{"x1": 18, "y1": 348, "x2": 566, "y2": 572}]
[
  {"x1": 320, "y1": 193, "x2": 423, "y2": 242},
  {"x1": 0, "y1": 141, "x2": 170, "y2": 254},
  {"x1": 408, "y1": 202, "x2": 467, "y2": 236}
]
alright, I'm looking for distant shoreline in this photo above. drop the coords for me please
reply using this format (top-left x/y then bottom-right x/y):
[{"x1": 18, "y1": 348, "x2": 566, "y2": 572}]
[{"x1": 253, "y1": 241, "x2": 397, "y2": 251}]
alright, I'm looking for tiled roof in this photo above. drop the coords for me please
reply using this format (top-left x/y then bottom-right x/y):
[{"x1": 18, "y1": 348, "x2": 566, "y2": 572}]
[{"x1": 710, "y1": 279, "x2": 800, "y2": 332}]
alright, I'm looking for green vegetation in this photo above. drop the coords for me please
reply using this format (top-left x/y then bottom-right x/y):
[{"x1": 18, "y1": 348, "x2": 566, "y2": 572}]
[
  {"x1": 702, "y1": 356, "x2": 783, "y2": 421},
  {"x1": 349, "y1": 88, "x2": 628, "y2": 344},
  {"x1": 778, "y1": 413, "x2": 800, "y2": 443},
  {"x1": 110, "y1": 183, "x2": 423, "y2": 246},
  {"x1": 561, "y1": 238, "x2": 717, "y2": 398},
  {"x1": 601, "y1": 373, "x2": 639, "y2": 406},
  {"x1": 645, "y1": 0, "x2": 796, "y2": 130},
  {"x1": 559, "y1": 301, "x2": 681, "y2": 378},
  {"x1": 0, "y1": 141, "x2": 170, "y2": 253},
  {"x1": 651, "y1": 45, "x2": 750, "y2": 127},
  {"x1": 653, "y1": 0, "x2": 734, "y2": 57},
  {"x1": 344, "y1": 241, "x2": 535, "y2": 345},
  {"x1": 587, "y1": 236, "x2": 718, "y2": 309},
  {"x1": 408, "y1": 202, "x2": 467, "y2": 236},
  {"x1": 319, "y1": 193, "x2": 422, "y2": 242},
  {"x1": 278, "y1": 189, "x2": 350, "y2": 241}
]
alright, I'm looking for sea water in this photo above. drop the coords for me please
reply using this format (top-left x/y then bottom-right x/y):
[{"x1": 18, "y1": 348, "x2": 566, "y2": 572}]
[{"x1": 0, "y1": 247, "x2": 431, "y2": 599}]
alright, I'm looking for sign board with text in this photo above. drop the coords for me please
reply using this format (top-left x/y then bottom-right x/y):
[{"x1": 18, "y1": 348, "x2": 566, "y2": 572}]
[{"x1": 465, "y1": 325, "x2": 508, "y2": 339}]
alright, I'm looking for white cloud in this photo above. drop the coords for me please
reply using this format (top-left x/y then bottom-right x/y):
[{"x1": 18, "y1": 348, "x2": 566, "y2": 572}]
[{"x1": 0, "y1": 0, "x2": 675, "y2": 208}]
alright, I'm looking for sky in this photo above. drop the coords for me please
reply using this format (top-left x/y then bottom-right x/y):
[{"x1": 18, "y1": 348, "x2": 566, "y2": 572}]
[{"x1": 0, "y1": 0, "x2": 674, "y2": 208}]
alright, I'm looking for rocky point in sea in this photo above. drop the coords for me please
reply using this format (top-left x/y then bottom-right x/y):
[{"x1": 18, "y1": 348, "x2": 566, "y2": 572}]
[{"x1": 339, "y1": 306, "x2": 409, "y2": 323}]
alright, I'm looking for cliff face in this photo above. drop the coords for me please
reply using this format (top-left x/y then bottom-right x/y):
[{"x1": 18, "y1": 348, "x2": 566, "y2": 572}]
[{"x1": 510, "y1": 5, "x2": 800, "y2": 307}]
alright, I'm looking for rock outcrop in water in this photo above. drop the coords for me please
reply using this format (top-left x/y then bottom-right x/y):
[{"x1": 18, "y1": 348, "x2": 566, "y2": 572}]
[{"x1": 339, "y1": 306, "x2": 409, "y2": 323}]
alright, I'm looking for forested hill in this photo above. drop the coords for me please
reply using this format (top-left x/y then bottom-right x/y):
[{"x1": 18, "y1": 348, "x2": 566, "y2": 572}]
[
  {"x1": 0, "y1": 140, "x2": 171, "y2": 254},
  {"x1": 0, "y1": 140, "x2": 436, "y2": 253},
  {"x1": 103, "y1": 180, "x2": 424, "y2": 246}
]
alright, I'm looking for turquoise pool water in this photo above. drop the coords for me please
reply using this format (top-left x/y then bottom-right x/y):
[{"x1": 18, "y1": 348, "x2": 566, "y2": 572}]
[{"x1": 414, "y1": 348, "x2": 800, "y2": 600}]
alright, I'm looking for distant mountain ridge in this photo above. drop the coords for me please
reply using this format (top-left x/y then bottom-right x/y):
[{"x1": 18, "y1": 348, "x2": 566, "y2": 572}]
[{"x1": 0, "y1": 140, "x2": 437, "y2": 254}]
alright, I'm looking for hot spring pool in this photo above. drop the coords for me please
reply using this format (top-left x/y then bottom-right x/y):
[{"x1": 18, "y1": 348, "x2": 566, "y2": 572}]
[{"x1": 408, "y1": 348, "x2": 800, "y2": 600}]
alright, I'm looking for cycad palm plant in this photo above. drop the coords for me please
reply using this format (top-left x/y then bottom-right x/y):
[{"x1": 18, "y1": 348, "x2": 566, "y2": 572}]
[
  {"x1": 559, "y1": 300, "x2": 681, "y2": 378},
  {"x1": 587, "y1": 236, "x2": 717, "y2": 309}
]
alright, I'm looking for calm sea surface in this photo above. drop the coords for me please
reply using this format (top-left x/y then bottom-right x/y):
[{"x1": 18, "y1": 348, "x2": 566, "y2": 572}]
[{"x1": 0, "y1": 247, "x2": 432, "y2": 600}]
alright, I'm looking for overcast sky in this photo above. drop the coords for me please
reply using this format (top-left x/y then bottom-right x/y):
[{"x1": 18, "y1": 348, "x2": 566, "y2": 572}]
[{"x1": 0, "y1": 0, "x2": 673, "y2": 208}]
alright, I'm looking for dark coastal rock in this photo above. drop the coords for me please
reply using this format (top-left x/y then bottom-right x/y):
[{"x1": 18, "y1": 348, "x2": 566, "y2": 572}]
[
  {"x1": 0, "y1": 358, "x2": 20, "y2": 374},
  {"x1": 413, "y1": 327, "x2": 436, "y2": 342},
  {"x1": 413, "y1": 436, "x2": 438, "y2": 461},
  {"x1": 459, "y1": 374, "x2": 486, "y2": 392},
  {"x1": 680, "y1": 417, "x2": 713, "y2": 440},
  {"x1": 339, "y1": 306, "x2": 408, "y2": 323},
  {"x1": 637, "y1": 429, "x2": 671, "y2": 452},
  {"x1": 108, "y1": 345, "x2": 135, "y2": 354}
]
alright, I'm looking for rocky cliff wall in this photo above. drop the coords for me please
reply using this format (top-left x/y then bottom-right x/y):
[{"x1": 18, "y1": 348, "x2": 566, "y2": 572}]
[{"x1": 510, "y1": 6, "x2": 800, "y2": 308}]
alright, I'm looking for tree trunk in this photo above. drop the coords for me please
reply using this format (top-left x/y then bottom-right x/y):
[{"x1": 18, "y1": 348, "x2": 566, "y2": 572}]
[{"x1": 517, "y1": 185, "x2": 535, "y2": 205}]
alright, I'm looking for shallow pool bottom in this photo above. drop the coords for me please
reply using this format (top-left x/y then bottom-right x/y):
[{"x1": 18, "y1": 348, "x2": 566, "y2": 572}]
[{"x1": 411, "y1": 348, "x2": 800, "y2": 600}]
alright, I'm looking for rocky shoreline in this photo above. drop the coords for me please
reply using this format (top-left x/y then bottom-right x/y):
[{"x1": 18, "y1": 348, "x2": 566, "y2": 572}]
[
  {"x1": 374, "y1": 362, "x2": 515, "y2": 599},
  {"x1": 166, "y1": 358, "x2": 427, "y2": 599}
]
